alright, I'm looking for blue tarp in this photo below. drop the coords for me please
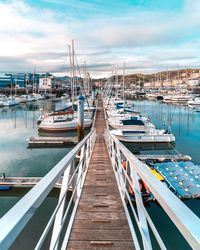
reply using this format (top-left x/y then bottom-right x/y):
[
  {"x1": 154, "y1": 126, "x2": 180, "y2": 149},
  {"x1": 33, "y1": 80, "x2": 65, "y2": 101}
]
[{"x1": 154, "y1": 161, "x2": 200, "y2": 199}]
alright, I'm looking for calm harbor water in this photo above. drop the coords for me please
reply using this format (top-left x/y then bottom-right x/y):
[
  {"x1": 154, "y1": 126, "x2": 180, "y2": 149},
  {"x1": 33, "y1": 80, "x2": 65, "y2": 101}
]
[
  {"x1": 0, "y1": 100, "x2": 72, "y2": 249},
  {"x1": 133, "y1": 100, "x2": 200, "y2": 163},
  {"x1": 130, "y1": 100, "x2": 200, "y2": 250},
  {"x1": 0, "y1": 99, "x2": 199, "y2": 249}
]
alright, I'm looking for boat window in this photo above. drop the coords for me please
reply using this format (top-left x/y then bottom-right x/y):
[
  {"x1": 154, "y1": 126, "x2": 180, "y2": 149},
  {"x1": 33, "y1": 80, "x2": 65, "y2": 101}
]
[
  {"x1": 121, "y1": 119, "x2": 145, "y2": 126},
  {"x1": 122, "y1": 131, "x2": 146, "y2": 134}
]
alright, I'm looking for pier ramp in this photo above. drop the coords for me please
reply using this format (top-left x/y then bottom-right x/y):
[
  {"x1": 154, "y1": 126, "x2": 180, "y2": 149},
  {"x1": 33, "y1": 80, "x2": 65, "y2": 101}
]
[{"x1": 68, "y1": 101, "x2": 134, "y2": 249}]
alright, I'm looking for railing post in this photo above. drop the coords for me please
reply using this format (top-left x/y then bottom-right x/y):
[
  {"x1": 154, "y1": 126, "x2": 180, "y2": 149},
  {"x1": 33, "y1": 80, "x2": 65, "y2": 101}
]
[
  {"x1": 130, "y1": 165, "x2": 152, "y2": 250},
  {"x1": 77, "y1": 95, "x2": 85, "y2": 143},
  {"x1": 85, "y1": 139, "x2": 90, "y2": 167},
  {"x1": 116, "y1": 147, "x2": 126, "y2": 200},
  {"x1": 70, "y1": 158, "x2": 77, "y2": 203},
  {"x1": 76, "y1": 146, "x2": 85, "y2": 198},
  {"x1": 111, "y1": 140, "x2": 116, "y2": 168},
  {"x1": 50, "y1": 162, "x2": 72, "y2": 250}
]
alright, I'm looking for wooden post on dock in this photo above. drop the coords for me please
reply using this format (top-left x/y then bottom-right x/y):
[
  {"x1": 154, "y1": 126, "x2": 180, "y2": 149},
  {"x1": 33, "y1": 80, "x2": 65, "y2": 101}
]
[
  {"x1": 77, "y1": 95, "x2": 85, "y2": 142},
  {"x1": 92, "y1": 89, "x2": 95, "y2": 106}
]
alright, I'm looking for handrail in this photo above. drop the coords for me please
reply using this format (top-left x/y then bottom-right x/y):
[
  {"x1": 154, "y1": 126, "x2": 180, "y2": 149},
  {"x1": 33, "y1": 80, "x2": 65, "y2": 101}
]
[
  {"x1": 0, "y1": 128, "x2": 96, "y2": 250},
  {"x1": 91, "y1": 98, "x2": 98, "y2": 129},
  {"x1": 105, "y1": 129, "x2": 200, "y2": 250}
]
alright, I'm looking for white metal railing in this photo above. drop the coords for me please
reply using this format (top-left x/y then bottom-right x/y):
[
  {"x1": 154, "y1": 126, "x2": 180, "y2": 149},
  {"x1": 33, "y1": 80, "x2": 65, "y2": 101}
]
[
  {"x1": 0, "y1": 129, "x2": 96, "y2": 250},
  {"x1": 105, "y1": 129, "x2": 200, "y2": 250}
]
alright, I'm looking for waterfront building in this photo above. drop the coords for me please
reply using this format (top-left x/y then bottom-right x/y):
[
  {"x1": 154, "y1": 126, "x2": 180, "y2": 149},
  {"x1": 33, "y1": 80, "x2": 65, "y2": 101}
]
[
  {"x1": 188, "y1": 79, "x2": 200, "y2": 87},
  {"x1": 39, "y1": 74, "x2": 55, "y2": 91},
  {"x1": 0, "y1": 72, "x2": 47, "y2": 91},
  {"x1": 0, "y1": 73, "x2": 12, "y2": 88},
  {"x1": 39, "y1": 77, "x2": 52, "y2": 91}
]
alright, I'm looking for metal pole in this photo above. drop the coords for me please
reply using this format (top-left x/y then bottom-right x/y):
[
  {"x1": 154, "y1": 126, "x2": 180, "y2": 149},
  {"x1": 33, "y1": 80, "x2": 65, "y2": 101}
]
[
  {"x1": 71, "y1": 40, "x2": 75, "y2": 106},
  {"x1": 77, "y1": 95, "x2": 84, "y2": 142},
  {"x1": 123, "y1": 62, "x2": 125, "y2": 105}
]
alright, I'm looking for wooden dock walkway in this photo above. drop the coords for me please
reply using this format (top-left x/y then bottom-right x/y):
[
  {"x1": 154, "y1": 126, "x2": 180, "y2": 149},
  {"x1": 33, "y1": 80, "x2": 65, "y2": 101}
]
[
  {"x1": 68, "y1": 101, "x2": 135, "y2": 249},
  {"x1": 27, "y1": 136, "x2": 77, "y2": 148},
  {"x1": 136, "y1": 154, "x2": 192, "y2": 161},
  {"x1": 0, "y1": 177, "x2": 63, "y2": 188}
]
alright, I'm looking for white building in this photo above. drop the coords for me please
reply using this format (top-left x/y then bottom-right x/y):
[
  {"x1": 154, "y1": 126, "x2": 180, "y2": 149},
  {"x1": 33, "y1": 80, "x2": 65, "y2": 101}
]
[
  {"x1": 188, "y1": 79, "x2": 200, "y2": 86},
  {"x1": 39, "y1": 77, "x2": 52, "y2": 90}
]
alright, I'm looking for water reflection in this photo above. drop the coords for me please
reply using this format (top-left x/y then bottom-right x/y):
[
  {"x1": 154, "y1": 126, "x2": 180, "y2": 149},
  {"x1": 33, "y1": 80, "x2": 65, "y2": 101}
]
[
  {"x1": 0, "y1": 99, "x2": 199, "y2": 250},
  {"x1": 38, "y1": 128, "x2": 90, "y2": 138},
  {"x1": 123, "y1": 142, "x2": 175, "y2": 155}
]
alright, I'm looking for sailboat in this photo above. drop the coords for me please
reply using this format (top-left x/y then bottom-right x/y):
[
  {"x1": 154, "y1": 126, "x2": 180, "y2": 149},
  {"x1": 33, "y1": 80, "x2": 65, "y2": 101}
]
[
  {"x1": 38, "y1": 40, "x2": 93, "y2": 132},
  {"x1": 0, "y1": 94, "x2": 20, "y2": 106},
  {"x1": 3, "y1": 75, "x2": 21, "y2": 106},
  {"x1": 188, "y1": 97, "x2": 200, "y2": 106},
  {"x1": 38, "y1": 115, "x2": 92, "y2": 132}
]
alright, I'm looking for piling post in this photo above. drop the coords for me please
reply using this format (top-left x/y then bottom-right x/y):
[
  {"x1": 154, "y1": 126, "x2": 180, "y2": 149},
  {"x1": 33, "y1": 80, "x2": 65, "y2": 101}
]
[
  {"x1": 77, "y1": 95, "x2": 85, "y2": 142},
  {"x1": 92, "y1": 89, "x2": 95, "y2": 106}
]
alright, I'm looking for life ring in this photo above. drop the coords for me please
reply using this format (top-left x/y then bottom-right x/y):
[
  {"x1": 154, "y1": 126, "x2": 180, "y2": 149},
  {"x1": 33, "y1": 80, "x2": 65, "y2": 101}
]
[
  {"x1": 140, "y1": 179, "x2": 150, "y2": 194},
  {"x1": 121, "y1": 160, "x2": 150, "y2": 195},
  {"x1": 122, "y1": 160, "x2": 127, "y2": 170},
  {"x1": 128, "y1": 177, "x2": 143, "y2": 195}
]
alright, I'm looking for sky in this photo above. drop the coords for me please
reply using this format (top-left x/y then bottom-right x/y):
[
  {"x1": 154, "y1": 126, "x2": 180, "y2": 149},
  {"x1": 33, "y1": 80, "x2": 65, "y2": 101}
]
[{"x1": 0, "y1": 0, "x2": 200, "y2": 77}]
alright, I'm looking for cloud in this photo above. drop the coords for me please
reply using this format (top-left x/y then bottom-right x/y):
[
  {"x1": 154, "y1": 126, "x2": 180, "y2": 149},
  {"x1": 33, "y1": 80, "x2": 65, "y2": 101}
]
[
  {"x1": 0, "y1": 56, "x2": 33, "y2": 72},
  {"x1": 0, "y1": 1, "x2": 75, "y2": 76},
  {"x1": 0, "y1": 0, "x2": 200, "y2": 77}
]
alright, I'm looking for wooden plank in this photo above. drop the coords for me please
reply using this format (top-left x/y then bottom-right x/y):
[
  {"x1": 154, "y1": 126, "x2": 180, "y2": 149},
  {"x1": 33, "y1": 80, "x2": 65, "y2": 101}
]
[
  {"x1": 69, "y1": 228, "x2": 133, "y2": 241},
  {"x1": 80, "y1": 193, "x2": 120, "y2": 200},
  {"x1": 81, "y1": 186, "x2": 119, "y2": 195},
  {"x1": 77, "y1": 202, "x2": 124, "y2": 212},
  {"x1": 67, "y1": 240, "x2": 134, "y2": 250},
  {"x1": 68, "y1": 98, "x2": 135, "y2": 249},
  {"x1": 75, "y1": 211, "x2": 127, "y2": 221},
  {"x1": 72, "y1": 219, "x2": 131, "y2": 230}
]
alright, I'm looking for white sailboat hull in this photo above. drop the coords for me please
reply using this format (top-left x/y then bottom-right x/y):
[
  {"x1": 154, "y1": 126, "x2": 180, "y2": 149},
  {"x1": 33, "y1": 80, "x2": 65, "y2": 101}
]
[
  {"x1": 38, "y1": 118, "x2": 92, "y2": 132},
  {"x1": 110, "y1": 130, "x2": 175, "y2": 143},
  {"x1": 188, "y1": 100, "x2": 200, "y2": 106},
  {"x1": 3, "y1": 99, "x2": 20, "y2": 106}
]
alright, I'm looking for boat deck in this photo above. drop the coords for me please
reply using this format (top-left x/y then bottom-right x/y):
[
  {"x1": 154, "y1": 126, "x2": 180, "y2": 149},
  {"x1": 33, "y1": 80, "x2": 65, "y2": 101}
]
[
  {"x1": 27, "y1": 136, "x2": 77, "y2": 148},
  {"x1": 136, "y1": 154, "x2": 192, "y2": 161},
  {"x1": 67, "y1": 100, "x2": 135, "y2": 249},
  {"x1": 0, "y1": 177, "x2": 62, "y2": 188}
]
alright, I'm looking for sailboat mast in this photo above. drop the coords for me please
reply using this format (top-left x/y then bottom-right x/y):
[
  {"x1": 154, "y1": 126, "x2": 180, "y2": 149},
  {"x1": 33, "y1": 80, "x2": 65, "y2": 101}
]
[
  {"x1": 68, "y1": 44, "x2": 73, "y2": 101},
  {"x1": 177, "y1": 64, "x2": 180, "y2": 91},
  {"x1": 115, "y1": 65, "x2": 118, "y2": 98},
  {"x1": 45, "y1": 73, "x2": 47, "y2": 94},
  {"x1": 84, "y1": 61, "x2": 89, "y2": 96},
  {"x1": 33, "y1": 65, "x2": 35, "y2": 94},
  {"x1": 123, "y1": 62, "x2": 125, "y2": 103},
  {"x1": 15, "y1": 73, "x2": 17, "y2": 96},
  {"x1": 71, "y1": 40, "x2": 75, "y2": 105}
]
